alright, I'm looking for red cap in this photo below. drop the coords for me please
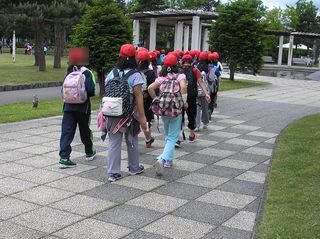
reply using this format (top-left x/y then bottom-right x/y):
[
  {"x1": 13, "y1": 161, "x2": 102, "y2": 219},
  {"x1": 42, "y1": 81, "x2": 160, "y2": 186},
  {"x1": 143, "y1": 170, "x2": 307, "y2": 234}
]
[
  {"x1": 137, "y1": 47, "x2": 148, "y2": 53},
  {"x1": 154, "y1": 50, "x2": 160, "y2": 55},
  {"x1": 212, "y1": 52, "x2": 220, "y2": 59},
  {"x1": 161, "y1": 49, "x2": 165, "y2": 54},
  {"x1": 182, "y1": 54, "x2": 193, "y2": 64},
  {"x1": 68, "y1": 48, "x2": 89, "y2": 65},
  {"x1": 136, "y1": 50, "x2": 150, "y2": 61},
  {"x1": 149, "y1": 51, "x2": 157, "y2": 60},
  {"x1": 208, "y1": 53, "x2": 215, "y2": 61},
  {"x1": 163, "y1": 54, "x2": 178, "y2": 67},
  {"x1": 199, "y1": 52, "x2": 208, "y2": 61},
  {"x1": 189, "y1": 50, "x2": 196, "y2": 57},
  {"x1": 120, "y1": 44, "x2": 136, "y2": 57}
]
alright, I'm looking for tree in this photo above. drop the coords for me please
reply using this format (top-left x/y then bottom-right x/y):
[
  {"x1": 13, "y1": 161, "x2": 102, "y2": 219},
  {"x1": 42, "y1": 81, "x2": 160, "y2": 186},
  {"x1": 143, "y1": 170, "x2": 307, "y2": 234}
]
[
  {"x1": 127, "y1": 0, "x2": 168, "y2": 12},
  {"x1": 209, "y1": 0, "x2": 265, "y2": 80},
  {"x1": 72, "y1": 0, "x2": 133, "y2": 96}
]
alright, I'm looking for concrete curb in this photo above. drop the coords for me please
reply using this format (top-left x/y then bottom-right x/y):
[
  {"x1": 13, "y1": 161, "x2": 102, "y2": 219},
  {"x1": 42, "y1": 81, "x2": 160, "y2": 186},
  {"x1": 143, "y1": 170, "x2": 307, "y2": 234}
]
[{"x1": 0, "y1": 81, "x2": 63, "y2": 92}]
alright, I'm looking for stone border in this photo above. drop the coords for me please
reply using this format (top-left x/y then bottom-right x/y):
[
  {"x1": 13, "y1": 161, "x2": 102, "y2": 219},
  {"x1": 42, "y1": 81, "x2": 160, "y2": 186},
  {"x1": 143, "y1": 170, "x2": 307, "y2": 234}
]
[{"x1": 0, "y1": 82, "x2": 63, "y2": 92}]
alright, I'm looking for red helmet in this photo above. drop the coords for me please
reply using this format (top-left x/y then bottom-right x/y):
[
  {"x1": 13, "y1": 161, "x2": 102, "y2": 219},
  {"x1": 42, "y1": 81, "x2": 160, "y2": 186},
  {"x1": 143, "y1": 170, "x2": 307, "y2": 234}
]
[
  {"x1": 181, "y1": 54, "x2": 193, "y2": 64},
  {"x1": 149, "y1": 51, "x2": 157, "y2": 60},
  {"x1": 212, "y1": 52, "x2": 220, "y2": 59},
  {"x1": 199, "y1": 52, "x2": 208, "y2": 61},
  {"x1": 136, "y1": 50, "x2": 150, "y2": 62},
  {"x1": 163, "y1": 54, "x2": 178, "y2": 67}
]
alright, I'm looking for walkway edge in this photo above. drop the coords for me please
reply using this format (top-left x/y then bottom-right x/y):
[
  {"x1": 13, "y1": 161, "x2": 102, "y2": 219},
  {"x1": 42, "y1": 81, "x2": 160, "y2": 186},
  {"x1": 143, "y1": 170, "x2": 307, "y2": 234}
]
[{"x1": 0, "y1": 81, "x2": 63, "y2": 92}]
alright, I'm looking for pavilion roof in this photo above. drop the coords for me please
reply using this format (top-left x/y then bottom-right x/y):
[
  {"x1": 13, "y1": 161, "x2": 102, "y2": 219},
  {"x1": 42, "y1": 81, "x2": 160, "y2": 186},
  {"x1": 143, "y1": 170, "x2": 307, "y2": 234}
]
[{"x1": 265, "y1": 29, "x2": 320, "y2": 38}]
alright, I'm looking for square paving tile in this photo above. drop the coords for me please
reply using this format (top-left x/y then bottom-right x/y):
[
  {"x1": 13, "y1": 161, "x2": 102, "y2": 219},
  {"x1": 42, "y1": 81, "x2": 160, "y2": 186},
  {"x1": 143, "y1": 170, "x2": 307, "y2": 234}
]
[
  {"x1": 231, "y1": 125, "x2": 261, "y2": 131},
  {"x1": 46, "y1": 176, "x2": 104, "y2": 193},
  {"x1": 250, "y1": 163, "x2": 269, "y2": 173},
  {"x1": 224, "y1": 138, "x2": 260, "y2": 147},
  {"x1": 155, "y1": 182, "x2": 211, "y2": 200},
  {"x1": 0, "y1": 162, "x2": 35, "y2": 176},
  {"x1": 228, "y1": 152, "x2": 270, "y2": 164},
  {"x1": 0, "y1": 151, "x2": 33, "y2": 162},
  {"x1": 10, "y1": 207, "x2": 83, "y2": 234},
  {"x1": 0, "y1": 197, "x2": 39, "y2": 220},
  {"x1": 15, "y1": 169, "x2": 68, "y2": 184},
  {"x1": 244, "y1": 198, "x2": 262, "y2": 213},
  {"x1": 173, "y1": 201, "x2": 237, "y2": 225},
  {"x1": 0, "y1": 221, "x2": 45, "y2": 239},
  {"x1": 16, "y1": 145, "x2": 56, "y2": 155},
  {"x1": 243, "y1": 147, "x2": 273, "y2": 157},
  {"x1": 217, "y1": 179, "x2": 264, "y2": 197},
  {"x1": 247, "y1": 131, "x2": 278, "y2": 138},
  {"x1": 208, "y1": 131, "x2": 241, "y2": 139},
  {"x1": 143, "y1": 167, "x2": 190, "y2": 182},
  {"x1": 12, "y1": 185, "x2": 74, "y2": 205},
  {"x1": 54, "y1": 219, "x2": 132, "y2": 239},
  {"x1": 113, "y1": 175, "x2": 167, "y2": 191},
  {"x1": 206, "y1": 125, "x2": 227, "y2": 131},
  {"x1": 180, "y1": 153, "x2": 222, "y2": 164},
  {"x1": 50, "y1": 194, "x2": 116, "y2": 216},
  {"x1": 96, "y1": 204, "x2": 164, "y2": 229},
  {"x1": 203, "y1": 226, "x2": 251, "y2": 239},
  {"x1": 214, "y1": 159, "x2": 257, "y2": 170},
  {"x1": 142, "y1": 215, "x2": 214, "y2": 239},
  {"x1": 265, "y1": 138, "x2": 276, "y2": 144},
  {"x1": 197, "y1": 148, "x2": 236, "y2": 158},
  {"x1": 223, "y1": 211, "x2": 256, "y2": 232},
  {"x1": 236, "y1": 171, "x2": 266, "y2": 184},
  {"x1": 177, "y1": 173, "x2": 229, "y2": 189},
  {"x1": 16, "y1": 155, "x2": 57, "y2": 168},
  {"x1": 123, "y1": 230, "x2": 170, "y2": 239},
  {"x1": 211, "y1": 114, "x2": 232, "y2": 119},
  {"x1": 0, "y1": 132, "x2": 31, "y2": 140},
  {"x1": 213, "y1": 142, "x2": 248, "y2": 152},
  {"x1": 196, "y1": 164, "x2": 245, "y2": 178},
  {"x1": 16, "y1": 135, "x2": 56, "y2": 144},
  {"x1": 76, "y1": 167, "x2": 107, "y2": 182},
  {"x1": 171, "y1": 159, "x2": 206, "y2": 172},
  {"x1": 126, "y1": 192, "x2": 188, "y2": 213},
  {"x1": 83, "y1": 184, "x2": 144, "y2": 204},
  {"x1": 197, "y1": 189, "x2": 256, "y2": 209},
  {"x1": 0, "y1": 177, "x2": 37, "y2": 195},
  {"x1": 0, "y1": 141, "x2": 31, "y2": 150},
  {"x1": 147, "y1": 148, "x2": 190, "y2": 158},
  {"x1": 217, "y1": 119, "x2": 246, "y2": 125},
  {"x1": 45, "y1": 163, "x2": 97, "y2": 176}
]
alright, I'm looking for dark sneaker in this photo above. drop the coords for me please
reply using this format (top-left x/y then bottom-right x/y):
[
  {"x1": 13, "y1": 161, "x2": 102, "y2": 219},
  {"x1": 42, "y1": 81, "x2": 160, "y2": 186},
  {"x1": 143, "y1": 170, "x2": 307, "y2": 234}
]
[
  {"x1": 145, "y1": 137, "x2": 155, "y2": 148},
  {"x1": 85, "y1": 150, "x2": 97, "y2": 161},
  {"x1": 128, "y1": 165, "x2": 145, "y2": 175},
  {"x1": 164, "y1": 160, "x2": 173, "y2": 168},
  {"x1": 108, "y1": 173, "x2": 122, "y2": 182},
  {"x1": 59, "y1": 159, "x2": 76, "y2": 169},
  {"x1": 175, "y1": 140, "x2": 181, "y2": 148},
  {"x1": 189, "y1": 133, "x2": 198, "y2": 143},
  {"x1": 154, "y1": 159, "x2": 164, "y2": 176}
]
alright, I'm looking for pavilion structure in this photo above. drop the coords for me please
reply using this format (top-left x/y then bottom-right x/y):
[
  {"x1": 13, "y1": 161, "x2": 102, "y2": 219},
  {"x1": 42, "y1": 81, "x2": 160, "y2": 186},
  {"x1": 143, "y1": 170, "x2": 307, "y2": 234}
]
[
  {"x1": 127, "y1": 9, "x2": 218, "y2": 52},
  {"x1": 265, "y1": 30, "x2": 320, "y2": 66}
]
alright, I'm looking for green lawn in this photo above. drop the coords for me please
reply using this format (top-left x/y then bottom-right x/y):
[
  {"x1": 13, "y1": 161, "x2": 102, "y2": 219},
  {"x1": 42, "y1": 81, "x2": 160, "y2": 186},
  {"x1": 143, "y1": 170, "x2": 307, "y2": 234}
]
[
  {"x1": 259, "y1": 113, "x2": 320, "y2": 239},
  {"x1": 0, "y1": 52, "x2": 68, "y2": 86},
  {"x1": 0, "y1": 96, "x2": 101, "y2": 124},
  {"x1": 220, "y1": 78, "x2": 270, "y2": 91}
]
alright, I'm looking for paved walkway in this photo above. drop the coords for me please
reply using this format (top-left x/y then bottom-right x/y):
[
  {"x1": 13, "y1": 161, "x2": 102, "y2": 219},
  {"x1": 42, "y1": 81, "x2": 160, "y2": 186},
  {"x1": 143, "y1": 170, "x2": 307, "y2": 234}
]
[{"x1": 0, "y1": 74, "x2": 320, "y2": 239}]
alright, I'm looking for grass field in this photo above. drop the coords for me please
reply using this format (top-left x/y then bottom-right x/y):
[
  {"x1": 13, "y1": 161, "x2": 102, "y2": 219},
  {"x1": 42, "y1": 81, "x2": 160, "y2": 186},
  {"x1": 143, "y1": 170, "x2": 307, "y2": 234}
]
[
  {"x1": 220, "y1": 79, "x2": 270, "y2": 91},
  {"x1": 259, "y1": 114, "x2": 320, "y2": 239},
  {"x1": 0, "y1": 52, "x2": 68, "y2": 86}
]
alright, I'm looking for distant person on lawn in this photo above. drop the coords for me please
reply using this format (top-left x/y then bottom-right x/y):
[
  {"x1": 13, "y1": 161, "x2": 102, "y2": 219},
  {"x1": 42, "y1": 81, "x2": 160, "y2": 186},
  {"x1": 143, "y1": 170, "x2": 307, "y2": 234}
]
[{"x1": 59, "y1": 48, "x2": 97, "y2": 168}]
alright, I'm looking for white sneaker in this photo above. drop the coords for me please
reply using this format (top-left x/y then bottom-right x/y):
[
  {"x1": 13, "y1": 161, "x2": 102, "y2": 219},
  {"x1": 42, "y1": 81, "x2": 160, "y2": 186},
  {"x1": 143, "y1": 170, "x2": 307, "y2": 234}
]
[{"x1": 154, "y1": 159, "x2": 164, "y2": 176}]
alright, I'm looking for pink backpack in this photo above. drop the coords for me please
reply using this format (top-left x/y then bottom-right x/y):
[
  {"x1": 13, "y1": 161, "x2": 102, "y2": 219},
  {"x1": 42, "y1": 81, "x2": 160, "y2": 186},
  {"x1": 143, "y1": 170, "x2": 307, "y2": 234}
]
[{"x1": 62, "y1": 66, "x2": 88, "y2": 104}]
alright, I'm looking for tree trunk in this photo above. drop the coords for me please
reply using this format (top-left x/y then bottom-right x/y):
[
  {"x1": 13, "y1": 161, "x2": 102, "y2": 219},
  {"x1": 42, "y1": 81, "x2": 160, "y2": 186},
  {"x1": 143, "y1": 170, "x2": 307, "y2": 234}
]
[
  {"x1": 53, "y1": 20, "x2": 62, "y2": 68},
  {"x1": 229, "y1": 63, "x2": 236, "y2": 81},
  {"x1": 98, "y1": 70, "x2": 105, "y2": 98},
  {"x1": 33, "y1": 22, "x2": 46, "y2": 71},
  {"x1": 313, "y1": 40, "x2": 319, "y2": 65}
]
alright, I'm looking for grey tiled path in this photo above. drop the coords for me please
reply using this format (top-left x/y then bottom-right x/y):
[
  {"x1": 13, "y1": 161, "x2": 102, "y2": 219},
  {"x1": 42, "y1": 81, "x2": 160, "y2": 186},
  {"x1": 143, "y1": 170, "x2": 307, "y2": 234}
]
[{"x1": 1, "y1": 74, "x2": 320, "y2": 238}]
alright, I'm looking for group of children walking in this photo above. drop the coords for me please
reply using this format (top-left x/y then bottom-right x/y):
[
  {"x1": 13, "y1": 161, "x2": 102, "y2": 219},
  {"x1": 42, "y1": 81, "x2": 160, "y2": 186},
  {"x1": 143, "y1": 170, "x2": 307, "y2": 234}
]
[{"x1": 58, "y1": 44, "x2": 222, "y2": 182}]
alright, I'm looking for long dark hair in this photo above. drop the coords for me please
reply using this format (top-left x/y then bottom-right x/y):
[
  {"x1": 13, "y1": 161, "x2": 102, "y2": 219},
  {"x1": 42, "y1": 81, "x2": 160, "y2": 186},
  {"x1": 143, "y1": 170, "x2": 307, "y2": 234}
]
[
  {"x1": 116, "y1": 56, "x2": 137, "y2": 70},
  {"x1": 159, "y1": 65, "x2": 179, "y2": 77},
  {"x1": 138, "y1": 60, "x2": 150, "y2": 71},
  {"x1": 197, "y1": 60, "x2": 208, "y2": 73}
]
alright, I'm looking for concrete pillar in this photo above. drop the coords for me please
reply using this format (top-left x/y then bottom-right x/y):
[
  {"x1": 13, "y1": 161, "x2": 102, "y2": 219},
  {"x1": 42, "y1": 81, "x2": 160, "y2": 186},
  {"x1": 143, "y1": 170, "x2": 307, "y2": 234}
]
[
  {"x1": 174, "y1": 23, "x2": 178, "y2": 50},
  {"x1": 133, "y1": 20, "x2": 140, "y2": 46},
  {"x1": 191, "y1": 16, "x2": 200, "y2": 50},
  {"x1": 277, "y1": 35, "x2": 284, "y2": 65},
  {"x1": 149, "y1": 18, "x2": 157, "y2": 51},
  {"x1": 12, "y1": 30, "x2": 16, "y2": 63},
  {"x1": 198, "y1": 22, "x2": 202, "y2": 50},
  {"x1": 202, "y1": 28, "x2": 209, "y2": 51},
  {"x1": 183, "y1": 26, "x2": 190, "y2": 51},
  {"x1": 287, "y1": 35, "x2": 294, "y2": 66},
  {"x1": 176, "y1": 21, "x2": 184, "y2": 50}
]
